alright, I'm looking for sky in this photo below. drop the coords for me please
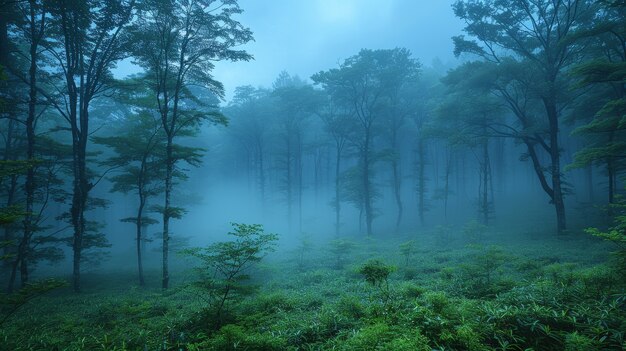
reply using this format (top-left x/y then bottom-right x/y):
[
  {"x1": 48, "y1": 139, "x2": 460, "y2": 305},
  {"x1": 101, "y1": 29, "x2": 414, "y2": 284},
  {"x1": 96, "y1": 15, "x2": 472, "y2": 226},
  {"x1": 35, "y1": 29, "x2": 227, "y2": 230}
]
[{"x1": 212, "y1": 0, "x2": 464, "y2": 101}]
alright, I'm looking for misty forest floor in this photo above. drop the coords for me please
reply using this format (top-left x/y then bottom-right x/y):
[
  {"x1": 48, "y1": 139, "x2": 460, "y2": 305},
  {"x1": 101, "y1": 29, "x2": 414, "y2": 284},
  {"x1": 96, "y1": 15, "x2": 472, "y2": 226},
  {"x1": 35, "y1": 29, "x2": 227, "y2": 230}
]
[{"x1": 2, "y1": 227, "x2": 625, "y2": 351}]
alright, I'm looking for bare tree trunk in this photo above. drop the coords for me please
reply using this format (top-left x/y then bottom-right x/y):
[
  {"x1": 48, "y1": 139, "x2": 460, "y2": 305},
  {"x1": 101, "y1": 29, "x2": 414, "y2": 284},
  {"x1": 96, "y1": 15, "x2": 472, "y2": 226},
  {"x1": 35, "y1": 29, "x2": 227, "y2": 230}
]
[
  {"x1": 296, "y1": 133, "x2": 303, "y2": 234},
  {"x1": 286, "y1": 137, "x2": 293, "y2": 234},
  {"x1": 20, "y1": 0, "x2": 43, "y2": 288},
  {"x1": 363, "y1": 129, "x2": 373, "y2": 236},
  {"x1": 417, "y1": 137, "x2": 426, "y2": 226},
  {"x1": 480, "y1": 139, "x2": 490, "y2": 225},
  {"x1": 334, "y1": 145, "x2": 342, "y2": 237},
  {"x1": 136, "y1": 193, "x2": 146, "y2": 286},
  {"x1": 162, "y1": 136, "x2": 173, "y2": 289},
  {"x1": 544, "y1": 99, "x2": 566, "y2": 234}
]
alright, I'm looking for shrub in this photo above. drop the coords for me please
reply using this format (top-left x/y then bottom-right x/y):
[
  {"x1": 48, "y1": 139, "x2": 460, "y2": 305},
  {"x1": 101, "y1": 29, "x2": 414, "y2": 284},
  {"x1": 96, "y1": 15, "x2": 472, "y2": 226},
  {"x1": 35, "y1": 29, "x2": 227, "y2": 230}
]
[
  {"x1": 328, "y1": 239, "x2": 356, "y2": 269},
  {"x1": 183, "y1": 223, "x2": 278, "y2": 328},
  {"x1": 340, "y1": 322, "x2": 431, "y2": 351}
]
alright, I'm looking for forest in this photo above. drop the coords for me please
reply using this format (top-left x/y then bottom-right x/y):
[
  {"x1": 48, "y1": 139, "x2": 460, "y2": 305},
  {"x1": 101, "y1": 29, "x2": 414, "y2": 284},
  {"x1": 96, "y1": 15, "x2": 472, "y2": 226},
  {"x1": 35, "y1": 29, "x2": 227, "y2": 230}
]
[{"x1": 0, "y1": 0, "x2": 625, "y2": 350}]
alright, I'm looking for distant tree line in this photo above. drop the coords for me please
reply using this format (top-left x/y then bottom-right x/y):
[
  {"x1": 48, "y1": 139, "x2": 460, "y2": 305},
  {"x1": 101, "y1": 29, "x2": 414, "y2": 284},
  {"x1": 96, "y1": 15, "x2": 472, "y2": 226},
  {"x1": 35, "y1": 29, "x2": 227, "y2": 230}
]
[{"x1": 0, "y1": 0, "x2": 624, "y2": 294}]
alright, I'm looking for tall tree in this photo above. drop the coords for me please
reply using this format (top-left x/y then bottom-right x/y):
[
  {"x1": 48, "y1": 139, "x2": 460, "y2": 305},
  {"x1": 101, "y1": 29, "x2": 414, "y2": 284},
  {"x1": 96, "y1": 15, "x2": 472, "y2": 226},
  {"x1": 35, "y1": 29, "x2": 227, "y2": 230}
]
[
  {"x1": 313, "y1": 48, "x2": 413, "y2": 236},
  {"x1": 94, "y1": 111, "x2": 165, "y2": 287},
  {"x1": 44, "y1": 0, "x2": 136, "y2": 291},
  {"x1": 226, "y1": 86, "x2": 273, "y2": 205},
  {"x1": 453, "y1": 0, "x2": 597, "y2": 233},
  {"x1": 133, "y1": 0, "x2": 252, "y2": 289},
  {"x1": 272, "y1": 73, "x2": 319, "y2": 234},
  {"x1": 568, "y1": 1, "x2": 626, "y2": 208},
  {"x1": 4, "y1": 0, "x2": 48, "y2": 290},
  {"x1": 378, "y1": 49, "x2": 420, "y2": 231},
  {"x1": 314, "y1": 91, "x2": 354, "y2": 236},
  {"x1": 438, "y1": 64, "x2": 504, "y2": 225}
]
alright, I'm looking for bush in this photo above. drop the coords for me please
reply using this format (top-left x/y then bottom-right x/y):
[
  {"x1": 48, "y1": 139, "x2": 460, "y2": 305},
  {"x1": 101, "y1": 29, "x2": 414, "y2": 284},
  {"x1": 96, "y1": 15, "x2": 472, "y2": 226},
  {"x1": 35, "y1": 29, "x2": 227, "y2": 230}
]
[
  {"x1": 340, "y1": 322, "x2": 431, "y2": 351},
  {"x1": 200, "y1": 324, "x2": 286, "y2": 351},
  {"x1": 183, "y1": 223, "x2": 278, "y2": 328}
]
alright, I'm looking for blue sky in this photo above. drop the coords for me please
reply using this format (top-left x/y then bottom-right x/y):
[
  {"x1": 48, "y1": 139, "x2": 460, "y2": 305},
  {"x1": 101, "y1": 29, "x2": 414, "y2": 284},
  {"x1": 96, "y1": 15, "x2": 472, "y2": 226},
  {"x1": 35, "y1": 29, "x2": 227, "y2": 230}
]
[
  {"x1": 213, "y1": 0, "x2": 464, "y2": 100},
  {"x1": 114, "y1": 1, "x2": 464, "y2": 101}
]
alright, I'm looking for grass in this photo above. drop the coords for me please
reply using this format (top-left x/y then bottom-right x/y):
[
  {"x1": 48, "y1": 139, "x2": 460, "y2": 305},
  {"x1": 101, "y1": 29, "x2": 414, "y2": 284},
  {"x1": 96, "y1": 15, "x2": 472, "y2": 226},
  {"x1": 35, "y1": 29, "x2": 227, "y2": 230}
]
[{"x1": 2, "y1": 226, "x2": 625, "y2": 350}]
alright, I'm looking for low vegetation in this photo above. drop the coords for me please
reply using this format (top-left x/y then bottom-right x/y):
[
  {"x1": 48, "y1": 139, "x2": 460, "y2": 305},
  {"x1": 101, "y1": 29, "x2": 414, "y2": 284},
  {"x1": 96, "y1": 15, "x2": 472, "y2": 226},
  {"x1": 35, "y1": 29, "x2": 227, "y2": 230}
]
[{"x1": 2, "y1": 224, "x2": 624, "y2": 351}]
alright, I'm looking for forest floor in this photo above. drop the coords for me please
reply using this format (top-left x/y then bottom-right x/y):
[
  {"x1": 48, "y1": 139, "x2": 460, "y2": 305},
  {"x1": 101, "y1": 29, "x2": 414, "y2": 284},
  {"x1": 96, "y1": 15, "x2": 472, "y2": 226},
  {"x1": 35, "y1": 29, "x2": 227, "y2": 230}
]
[{"x1": 2, "y1": 227, "x2": 625, "y2": 350}]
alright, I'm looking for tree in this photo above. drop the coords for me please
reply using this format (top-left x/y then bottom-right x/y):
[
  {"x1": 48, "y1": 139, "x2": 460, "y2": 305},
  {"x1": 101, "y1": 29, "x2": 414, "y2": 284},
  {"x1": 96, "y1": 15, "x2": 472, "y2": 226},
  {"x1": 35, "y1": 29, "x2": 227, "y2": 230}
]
[
  {"x1": 226, "y1": 86, "x2": 274, "y2": 205},
  {"x1": 94, "y1": 110, "x2": 165, "y2": 286},
  {"x1": 272, "y1": 73, "x2": 320, "y2": 234},
  {"x1": 3, "y1": 0, "x2": 49, "y2": 290},
  {"x1": 0, "y1": 158, "x2": 65, "y2": 326},
  {"x1": 453, "y1": 0, "x2": 597, "y2": 233},
  {"x1": 43, "y1": 0, "x2": 136, "y2": 292},
  {"x1": 568, "y1": 1, "x2": 626, "y2": 207},
  {"x1": 377, "y1": 49, "x2": 420, "y2": 231},
  {"x1": 314, "y1": 91, "x2": 355, "y2": 236},
  {"x1": 184, "y1": 223, "x2": 277, "y2": 328},
  {"x1": 313, "y1": 48, "x2": 415, "y2": 236},
  {"x1": 438, "y1": 63, "x2": 505, "y2": 224},
  {"x1": 133, "y1": 0, "x2": 253, "y2": 289}
]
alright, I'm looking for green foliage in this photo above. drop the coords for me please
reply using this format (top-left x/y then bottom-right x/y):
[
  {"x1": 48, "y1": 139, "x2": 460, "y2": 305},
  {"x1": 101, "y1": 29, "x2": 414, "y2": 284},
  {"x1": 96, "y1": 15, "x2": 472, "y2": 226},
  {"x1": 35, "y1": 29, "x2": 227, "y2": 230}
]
[
  {"x1": 444, "y1": 245, "x2": 512, "y2": 298},
  {"x1": 358, "y1": 259, "x2": 395, "y2": 287},
  {"x1": 328, "y1": 239, "x2": 355, "y2": 269},
  {"x1": 358, "y1": 259, "x2": 396, "y2": 310},
  {"x1": 197, "y1": 324, "x2": 286, "y2": 351},
  {"x1": 399, "y1": 240, "x2": 416, "y2": 266},
  {"x1": 184, "y1": 223, "x2": 278, "y2": 328},
  {"x1": 2, "y1": 227, "x2": 625, "y2": 351},
  {"x1": 0, "y1": 278, "x2": 67, "y2": 326},
  {"x1": 340, "y1": 322, "x2": 431, "y2": 351},
  {"x1": 585, "y1": 196, "x2": 626, "y2": 274}
]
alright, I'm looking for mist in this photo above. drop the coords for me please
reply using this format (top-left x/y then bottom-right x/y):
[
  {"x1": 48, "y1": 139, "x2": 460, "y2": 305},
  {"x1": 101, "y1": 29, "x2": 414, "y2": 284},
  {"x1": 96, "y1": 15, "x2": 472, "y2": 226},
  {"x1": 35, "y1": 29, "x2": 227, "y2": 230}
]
[{"x1": 1, "y1": 0, "x2": 625, "y2": 350}]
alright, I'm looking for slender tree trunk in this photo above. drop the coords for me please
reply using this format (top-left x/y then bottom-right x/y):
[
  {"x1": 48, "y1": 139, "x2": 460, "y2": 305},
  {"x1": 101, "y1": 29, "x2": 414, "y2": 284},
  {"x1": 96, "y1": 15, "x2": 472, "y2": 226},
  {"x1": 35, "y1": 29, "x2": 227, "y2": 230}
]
[
  {"x1": 286, "y1": 137, "x2": 292, "y2": 234},
  {"x1": 443, "y1": 150, "x2": 451, "y2": 223},
  {"x1": 607, "y1": 131, "x2": 615, "y2": 207},
  {"x1": 417, "y1": 137, "x2": 426, "y2": 226},
  {"x1": 544, "y1": 99, "x2": 566, "y2": 234},
  {"x1": 481, "y1": 139, "x2": 490, "y2": 225},
  {"x1": 363, "y1": 128, "x2": 373, "y2": 236},
  {"x1": 20, "y1": 1, "x2": 41, "y2": 288},
  {"x1": 391, "y1": 130, "x2": 403, "y2": 232},
  {"x1": 162, "y1": 135, "x2": 173, "y2": 289},
  {"x1": 2, "y1": 120, "x2": 17, "y2": 284},
  {"x1": 334, "y1": 142, "x2": 343, "y2": 237},
  {"x1": 136, "y1": 192, "x2": 146, "y2": 287},
  {"x1": 0, "y1": 1, "x2": 8, "y2": 68},
  {"x1": 257, "y1": 140, "x2": 265, "y2": 206},
  {"x1": 296, "y1": 134, "x2": 303, "y2": 234}
]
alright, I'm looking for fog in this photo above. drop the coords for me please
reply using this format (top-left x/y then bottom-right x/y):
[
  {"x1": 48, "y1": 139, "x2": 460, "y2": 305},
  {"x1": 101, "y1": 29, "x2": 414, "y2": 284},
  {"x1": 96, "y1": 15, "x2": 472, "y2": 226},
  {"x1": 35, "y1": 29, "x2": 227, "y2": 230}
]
[{"x1": 1, "y1": 0, "x2": 625, "y2": 349}]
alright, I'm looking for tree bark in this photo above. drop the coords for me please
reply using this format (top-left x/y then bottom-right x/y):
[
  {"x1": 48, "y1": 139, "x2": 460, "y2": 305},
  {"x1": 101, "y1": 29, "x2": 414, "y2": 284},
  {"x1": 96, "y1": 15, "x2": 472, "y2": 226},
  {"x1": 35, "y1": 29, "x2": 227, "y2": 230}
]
[
  {"x1": 544, "y1": 98, "x2": 567, "y2": 234},
  {"x1": 363, "y1": 128, "x2": 373, "y2": 236}
]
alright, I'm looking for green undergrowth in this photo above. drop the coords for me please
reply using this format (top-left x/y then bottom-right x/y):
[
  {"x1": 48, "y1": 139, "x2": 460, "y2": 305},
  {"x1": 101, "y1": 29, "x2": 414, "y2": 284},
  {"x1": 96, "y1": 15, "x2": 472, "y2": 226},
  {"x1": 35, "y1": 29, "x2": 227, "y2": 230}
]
[{"x1": 1, "y1": 229, "x2": 625, "y2": 350}]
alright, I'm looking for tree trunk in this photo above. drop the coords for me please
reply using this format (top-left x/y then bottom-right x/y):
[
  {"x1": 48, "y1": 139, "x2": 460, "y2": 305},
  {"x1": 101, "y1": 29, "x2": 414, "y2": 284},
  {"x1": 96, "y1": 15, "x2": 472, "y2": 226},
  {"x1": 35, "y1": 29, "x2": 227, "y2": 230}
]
[
  {"x1": 20, "y1": 1, "x2": 40, "y2": 288},
  {"x1": 296, "y1": 134, "x2": 303, "y2": 234},
  {"x1": 607, "y1": 131, "x2": 615, "y2": 208},
  {"x1": 544, "y1": 99, "x2": 566, "y2": 234},
  {"x1": 136, "y1": 194, "x2": 145, "y2": 286},
  {"x1": 2, "y1": 120, "x2": 18, "y2": 286},
  {"x1": 162, "y1": 136, "x2": 173, "y2": 289},
  {"x1": 417, "y1": 137, "x2": 426, "y2": 226},
  {"x1": 480, "y1": 139, "x2": 490, "y2": 225},
  {"x1": 443, "y1": 152, "x2": 451, "y2": 223},
  {"x1": 286, "y1": 137, "x2": 293, "y2": 234},
  {"x1": 257, "y1": 140, "x2": 265, "y2": 206},
  {"x1": 363, "y1": 128, "x2": 373, "y2": 236},
  {"x1": 334, "y1": 142, "x2": 343, "y2": 237}
]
